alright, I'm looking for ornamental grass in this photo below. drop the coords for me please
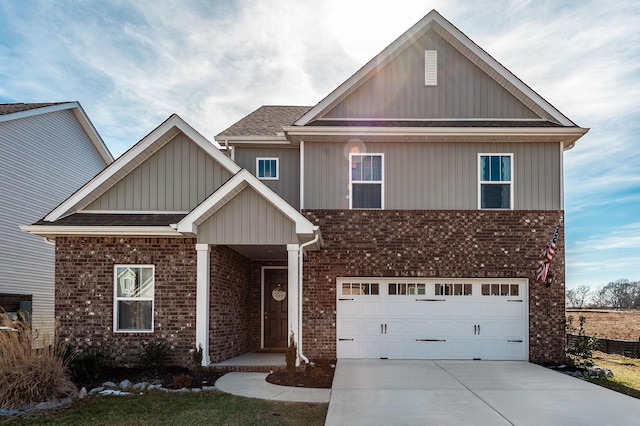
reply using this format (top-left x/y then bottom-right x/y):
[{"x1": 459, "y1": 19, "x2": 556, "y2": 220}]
[{"x1": 0, "y1": 313, "x2": 77, "y2": 410}]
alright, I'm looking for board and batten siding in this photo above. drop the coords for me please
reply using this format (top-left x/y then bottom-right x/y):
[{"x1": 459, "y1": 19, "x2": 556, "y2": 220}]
[
  {"x1": 86, "y1": 132, "x2": 232, "y2": 212},
  {"x1": 303, "y1": 141, "x2": 561, "y2": 210},
  {"x1": 233, "y1": 146, "x2": 300, "y2": 208},
  {"x1": 0, "y1": 109, "x2": 109, "y2": 338},
  {"x1": 197, "y1": 187, "x2": 297, "y2": 245},
  {"x1": 323, "y1": 30, "x2": 539, "y2": 120}
]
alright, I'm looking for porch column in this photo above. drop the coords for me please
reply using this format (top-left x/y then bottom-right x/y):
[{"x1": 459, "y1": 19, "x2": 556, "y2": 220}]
[
  {"x1": 287, "y1": 244, "x2": 300, "y2": 365},
  {"x1": 196, "y1": 243, "x2": 211, "y2": 366}
]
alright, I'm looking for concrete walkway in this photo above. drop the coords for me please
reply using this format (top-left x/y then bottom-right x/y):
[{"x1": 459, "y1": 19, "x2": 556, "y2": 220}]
[
  {"x1": 325, "y1": 359, "x2": 640, "y2": 426},
  {"x1": 214, "y1": 372, "x2": 331, "y2": 403}
]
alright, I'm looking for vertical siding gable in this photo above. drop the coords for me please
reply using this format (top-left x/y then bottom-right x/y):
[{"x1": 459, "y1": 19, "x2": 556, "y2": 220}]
[
  {"x1": 197, "y1": 186, "x2": 297, "y2": 245},
  {"x1": 323, "y1": 30, "x2": 539, "y2": 120},
  {"x1": 86, "y1": 132, "x2": 232, "y2": 211}
]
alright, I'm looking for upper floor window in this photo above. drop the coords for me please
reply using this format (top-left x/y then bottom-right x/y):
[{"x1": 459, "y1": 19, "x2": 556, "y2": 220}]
[
  {"x1": 350, "y1": 153, "x2": 383, "y2": 209},
  {"x1": 479, "y1": 154, "x2": 513, "y2": 209},
  {"x1": 114, "y1": 265, "x2": 154, "y2": 332},
  {"x1": 256, "y1": 157, "x2": 279, "y2": 180}
]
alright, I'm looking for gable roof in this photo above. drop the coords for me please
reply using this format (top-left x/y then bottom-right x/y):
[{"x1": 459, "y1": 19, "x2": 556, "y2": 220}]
[
  {"x1": 215, "y1": 105, "x2": 312, "y2": 142},
  {"x1": 178, "y1": 169, "x2": 316, "y2": 237},
  {"x1": 0, "y1": 102, "x2": 113, "y2": 163},
  {"x1": 294, "y1": 10, "x2": 578, "y2": 129},
  {"x1": 43, "y1": 114, "x2": 241, "y2": 222}
]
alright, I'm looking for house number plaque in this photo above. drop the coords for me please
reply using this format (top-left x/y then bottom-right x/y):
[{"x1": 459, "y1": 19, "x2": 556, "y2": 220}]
[{"x1": 272, "y1": 286, "x2": 286, "y2": 302}]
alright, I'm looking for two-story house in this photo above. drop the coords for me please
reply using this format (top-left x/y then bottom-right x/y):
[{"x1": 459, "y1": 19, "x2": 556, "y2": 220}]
[
  {"x1": 1, "y1": 102, "x2": 112, "y2": 339},
  {"x1": 24, "y1": 11, "x2": 587, "y2": 366}
]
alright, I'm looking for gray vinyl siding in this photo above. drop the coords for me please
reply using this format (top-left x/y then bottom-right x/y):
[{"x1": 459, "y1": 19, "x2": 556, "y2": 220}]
[
  {"x1": 323, "y1": 30, "x2": 538, "y2": 120},
  {"x1": 233, "y1": 147, "x2": 300, "y2": 208},
  {"x1": 197, "y1": 187, "x2": 297, "y2": 245},
  {"x1": 0, "y1": 109, "x2": 108, "y2": 338},
  {"x1": 86, "y1": 132, "x2": 232, "y2": 211},
  {"x1": 303, "y1": 142, "x2": 561, "y2": 210}
]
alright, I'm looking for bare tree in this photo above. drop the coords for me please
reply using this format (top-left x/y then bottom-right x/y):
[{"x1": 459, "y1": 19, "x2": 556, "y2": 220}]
[{"x1": 574, "y1": 285, "x2": 591, "y2": 308}]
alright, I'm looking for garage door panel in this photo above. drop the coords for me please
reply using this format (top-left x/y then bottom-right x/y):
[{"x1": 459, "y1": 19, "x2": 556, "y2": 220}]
[{"x1": 336, "y1": 278, "x2": 528, "y2": 360}]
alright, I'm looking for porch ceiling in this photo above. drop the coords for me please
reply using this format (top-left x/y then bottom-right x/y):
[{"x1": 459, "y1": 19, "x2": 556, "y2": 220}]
[{"x1": 229, "y1": 244, "x2": 288, "y2": 260}]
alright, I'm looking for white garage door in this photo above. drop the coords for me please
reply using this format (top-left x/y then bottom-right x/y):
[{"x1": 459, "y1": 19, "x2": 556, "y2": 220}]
[{"x1": 337, "y1": 278, "x2": 528, "y2": 360}]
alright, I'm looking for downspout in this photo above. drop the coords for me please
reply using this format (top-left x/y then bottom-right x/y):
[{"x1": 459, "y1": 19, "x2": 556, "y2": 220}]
[
  {"x1": 297, "y1": 226, "x2": 320, "y2": 364},
  {"x1": 43, "y1": 237, "x2": 55, "y2": 246}
]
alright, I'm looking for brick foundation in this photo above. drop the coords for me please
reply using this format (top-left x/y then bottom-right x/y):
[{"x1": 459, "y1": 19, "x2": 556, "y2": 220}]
[{"x1": 302, "y1": 210, "x2": 566, "y2": 364}]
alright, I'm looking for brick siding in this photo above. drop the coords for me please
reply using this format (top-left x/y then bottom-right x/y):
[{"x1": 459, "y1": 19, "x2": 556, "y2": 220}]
[
  {"x1": 208, "y1": 246, "x2": 251, "y2": 363},
  {"x1": 302, "y1": 210, "x2": 566, "y2": 364},
  {"x1": 55, "y1": 237, "x2": 198, "y2": 367}
]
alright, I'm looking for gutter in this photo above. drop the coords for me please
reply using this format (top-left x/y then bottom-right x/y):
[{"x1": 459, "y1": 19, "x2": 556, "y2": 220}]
[{"x1": 297, "y1": 226, "x2": 321, "y2": 365}]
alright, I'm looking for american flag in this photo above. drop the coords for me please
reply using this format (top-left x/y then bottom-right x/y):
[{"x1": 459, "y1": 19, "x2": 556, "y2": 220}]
[{"x1": 536, "y1": 223, "x2": 561, "y2": 284}]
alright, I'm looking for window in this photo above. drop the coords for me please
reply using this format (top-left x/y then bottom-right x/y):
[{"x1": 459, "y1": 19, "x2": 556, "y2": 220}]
[
  {"x1": 482, "y1": 283, "x2": 519, "y2": 296},
  {"x1": 389, "y1": 283, "x2": 426, "y2": 295},
  {"x1": 256, "y1": 157, "x2": 279, "y2": 180},
  {"x1": 435, "y1": 283, "x2": 472, "y2": 296},
  {"x1": 350, "y1": 153, "x2": 383, "y2": 209},
  {"x1": 342, "y1": 282, "x2": 379, "y2": 295},
  {"x1": 424, "y1": 50, "x2": 437, "y2": 86},
  {"x1": 479, "y1": 154, "x2": 513, "y2": 209},
  {"x1": 114, "y1": 265, "x2": 154, "y2": 332}
]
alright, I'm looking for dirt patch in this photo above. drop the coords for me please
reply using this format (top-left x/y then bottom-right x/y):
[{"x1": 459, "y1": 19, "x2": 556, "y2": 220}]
[
  {"x1": 266, "y1": 360, "x2": 335, "y2": 389},
  {"x1": 566, "y1": 309, "x2": 640, "y2": 340}
]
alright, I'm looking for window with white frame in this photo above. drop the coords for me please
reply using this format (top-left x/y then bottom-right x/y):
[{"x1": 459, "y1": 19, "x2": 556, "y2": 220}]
[
  {"x1": 114, "y1": 265, "x2": 154, "y2": 332},
  {"x1": 350, "y1": 153, "x2": 383, "y2": 209},
  {"x1": 479, "y1": 154, "x2": 513, "y2": 209},
  {"x1": 256, "y1": 157, "x2": 279, "y2": 180}
]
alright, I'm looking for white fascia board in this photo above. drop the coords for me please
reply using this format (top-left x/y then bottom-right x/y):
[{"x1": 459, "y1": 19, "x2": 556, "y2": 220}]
[
  {"x1": 283, "y1": 125, "x2": 588, "y2": 138},
  {"x1": 20, "y1": 225, "x2": 182, "y2": 237},
  {"x1": 44, "y1": 114, "x2": 241, "y2": 222},
  {"x1": 177, "y1": 169, "x2": 315, "y2": 235},
  {"x1": 213, "y1": 135, "x2": 290, "y2": 144}
]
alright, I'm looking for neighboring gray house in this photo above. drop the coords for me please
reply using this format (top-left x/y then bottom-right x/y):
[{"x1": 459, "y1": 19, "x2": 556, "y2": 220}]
[
  {"x1": 25, "y1": 11, "x2": 587, "y2": 367},
  {"x1": 0, "y1": 102, "x2": 112, "y2": 337}
]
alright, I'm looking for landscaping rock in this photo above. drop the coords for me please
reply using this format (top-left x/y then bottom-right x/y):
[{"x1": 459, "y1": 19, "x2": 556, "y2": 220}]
[
  {"x1": 119, "y1": 379, "x2": 132, "y2": 390},
  {"x1": 202, "y1": 386, "x2": 216, "y2": 392},
  {"x1": 147, "y1": 383, "x2": 163, "y2": 391},
  {"x1": 173, "y1": 388, "x2": 190, "y2": 393},
  {"x1": 102, "y1": 381, "x2": 117, "y2": 388},
  {"x1": 191, "y1": 388, "x2": 202, "y2": 393},
  {"x1": 133, "y1": 381, "x2": 149, "y2": 391},
  {"x1": 79, "y1": 387, "x2": 88, "y2": 399},
  {"x1": 89, "y1": 386, "x2": 104, "y2": 395}
]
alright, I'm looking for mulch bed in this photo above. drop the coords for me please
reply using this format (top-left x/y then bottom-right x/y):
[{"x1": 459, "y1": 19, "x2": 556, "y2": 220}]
[
  {"x1": 266, "y1": 360, "x2": 336, "y2": 389},
  {"x1": 73, "y1": 367, "x2": 222, "y2": 391}
]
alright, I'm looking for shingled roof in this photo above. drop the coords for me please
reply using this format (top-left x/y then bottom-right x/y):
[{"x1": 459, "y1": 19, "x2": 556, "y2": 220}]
[
  {"x1": 215, "y1": 105, "x2": 311, "y2": 139},
  {"x1": 0, "y1": 103, "x2": 66, "y2": 116}
]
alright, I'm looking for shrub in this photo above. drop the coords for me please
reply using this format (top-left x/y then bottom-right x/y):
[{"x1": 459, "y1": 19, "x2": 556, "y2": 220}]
[
  {"x1": 286, "y1": 331, "x2": 297, "y2": 377},
  {"x1": 566, "y1": 315, "x2": 599, "y2": 367},
  {"x1": 192, "y1": 344, "x2": 203, "y2": 368},
  {"x1": 69, "y1": 347, "x2": 109, "y2": 382},
  {"x1": 0, "y1": 313, "x2": 77, "y2": 410},
  {"x1": 138, "y1": 339, "x2": 171, "y2": 374}
]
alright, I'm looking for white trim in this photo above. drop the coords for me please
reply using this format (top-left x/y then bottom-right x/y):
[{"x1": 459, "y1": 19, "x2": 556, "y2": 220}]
[
  {"x1": 113, "y1": 265, "x2": 155, "y2": 333},
  {"x1": 256, "y1": 157, "x2": 280, "y2": 180},
  {"x1": 294, "y1": 10, "x2": 578, "y2": 127},
  {"x1": 44, "y1": 114, "x2": 241, "y2": 222},
  {"x1": 348, "y1": 153, "x2": 384, "y2": 210},
  {"x1": 477, "y1": 153, "x2": 514, "y2": 210},
  {"x1": 213, "y1": 135, "x2": 290, "y2": 144},
  {"x1": 20, "y1": 225, "x2": 182, "y2": 237},
  {"x1": 177, "y1": 169, "x2": 315, "y2": 236},
  {"x1": 559, "y1": 142, "x2": 564, "y2": 210},
  {"x1": 0, "y1": 102, "x2": 113, "y2": 164},
  {"x1": 77, "y1": 210, "x2": 190, "y2": 215},
  {"x1": 260, "y1": 266, "x2": 288, "y2": 350},
  {"x1": 314, "y1": 117, "x2": 549, "y2": 122},
  {"x1": 299, "y1": 140, "x2": 305, "y2": 211}
]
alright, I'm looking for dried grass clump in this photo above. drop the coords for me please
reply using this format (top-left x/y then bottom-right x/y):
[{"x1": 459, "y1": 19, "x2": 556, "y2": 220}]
[{"x1": 0, "y1": 313, "x2": 77, "y2": 410}]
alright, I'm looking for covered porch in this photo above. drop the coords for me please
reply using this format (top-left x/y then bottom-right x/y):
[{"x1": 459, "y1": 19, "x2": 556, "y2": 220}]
[{"x1": 176, "y1": 170, "x2": 321, "y2": 366}]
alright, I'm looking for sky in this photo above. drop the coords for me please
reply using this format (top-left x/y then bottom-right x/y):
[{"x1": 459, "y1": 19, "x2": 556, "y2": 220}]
[{"x1": 1, "y1": 0, "x2": 639, "y2": 291}]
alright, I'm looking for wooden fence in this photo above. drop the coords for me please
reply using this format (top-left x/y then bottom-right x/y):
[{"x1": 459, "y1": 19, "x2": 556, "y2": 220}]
[{"x1": 567, "y1": 334, "x2": 640, "y2": 358}]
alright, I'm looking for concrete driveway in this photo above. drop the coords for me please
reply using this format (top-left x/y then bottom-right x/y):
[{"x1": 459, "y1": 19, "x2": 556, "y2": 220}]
[{"x1": 325, "y1": 360, "x2": 640, "y2": 425}]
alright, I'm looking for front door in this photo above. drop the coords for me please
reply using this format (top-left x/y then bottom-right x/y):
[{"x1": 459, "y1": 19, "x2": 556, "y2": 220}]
[{"x1": 264, "y1": 268, "x2": 288, "y2": 348}]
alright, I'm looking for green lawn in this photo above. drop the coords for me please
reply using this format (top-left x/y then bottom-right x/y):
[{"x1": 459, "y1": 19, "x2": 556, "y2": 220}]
[
  {"x1": 588, "y1": 351, "x2": 640, "y2": 399},
  {"x1": 4, "y1": 391, "x2": 328, "y2": 426}
]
